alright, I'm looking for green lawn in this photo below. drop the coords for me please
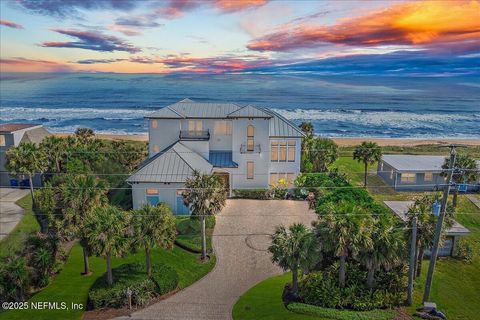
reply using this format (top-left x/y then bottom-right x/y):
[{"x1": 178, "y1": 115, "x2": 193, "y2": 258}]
[
  {"x1": 407, "y1": 196, "x2": 480, "y2": 320},
  {"x1": 175, "y1": 216, "x2": 214, "y2": 252},
  {"x1": 0, "y1": 195, "x2": 40, "y2": 259},
  {"x1": 0, "y1": 244, "x2": 215, "y2": 320}
]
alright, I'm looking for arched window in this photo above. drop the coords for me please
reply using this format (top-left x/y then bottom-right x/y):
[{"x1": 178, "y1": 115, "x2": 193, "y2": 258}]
[{"x1": 247, "y1": 125, "x2": 254, "y2": 151}]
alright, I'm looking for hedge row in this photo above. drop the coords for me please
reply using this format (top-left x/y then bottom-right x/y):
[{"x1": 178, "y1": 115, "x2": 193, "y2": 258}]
[{"x1": 287, "y1": 302, "x2": 395, "y2": 320}]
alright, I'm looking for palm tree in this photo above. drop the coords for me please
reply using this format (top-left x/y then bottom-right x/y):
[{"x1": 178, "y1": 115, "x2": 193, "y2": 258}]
[
  {"x1": 353, "y1": 141, "x2": 382, "y2": 187},
  {"x1": 39, "y1": 136, "x2": 70, "y2": 173},
  {"x1": 85, "y1": 205, "x2": 130, "y2": 285},
  {"x1": 182, "y1": 171, "x2": 227, "y2": 260},
  {"x1": 359, "y1": 215, "x2": 404, "y2": 288},
  {"x1": 133, "y1": 204, "x2": 176, "y2": 276},
  {"x1": 5, "y1": 142, "x2": 48, "y2": 231},
  {"x1": 269, "y1": 223, "x2": 318, "y2": 295},
  {"x1": 406, "y1": 194, "x2": 454, "y2": 278},
  {"x1": 441, "y1": 154, "x2": 479, "y2": 208},
  {"x1": 74, "y1": 127, "x2": 95, "y2": 144},
  {"x1": 315, "y1": 202, "x2": 372, "y2": 287},
  {"x1": 60, "y1": 174, "x2": 108, "y2": 275},
  {"x1": 299, "y1": 122, "x2": 314, "y2": 136}
]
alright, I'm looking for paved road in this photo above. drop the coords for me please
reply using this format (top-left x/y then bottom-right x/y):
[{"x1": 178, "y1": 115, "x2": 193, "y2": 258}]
[
  {"x1": 123, "y1": 199, "x2": 316, "y2": 320},
  {"x1": 0, "y1": 188, "x2": 30, "y2": 240}
]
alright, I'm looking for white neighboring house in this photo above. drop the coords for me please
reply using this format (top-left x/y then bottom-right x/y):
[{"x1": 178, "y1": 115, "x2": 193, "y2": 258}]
[
  {"x1": 0, "y1": 123, "x2": 51, "y2": 187},
  {"x1": 127, "y1": 99, "x2": 304, "y2": 213}
]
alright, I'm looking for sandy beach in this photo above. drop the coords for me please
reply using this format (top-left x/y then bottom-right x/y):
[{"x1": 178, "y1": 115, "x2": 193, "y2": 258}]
[{"x1": 55, "y1": 133, "x2": 480, "y2": 146}]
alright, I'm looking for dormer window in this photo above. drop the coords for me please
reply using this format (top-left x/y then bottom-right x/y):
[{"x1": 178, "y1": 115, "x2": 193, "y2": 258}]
[{"x1": 247, "y1": 125, "x2": 254, "y2": 152}]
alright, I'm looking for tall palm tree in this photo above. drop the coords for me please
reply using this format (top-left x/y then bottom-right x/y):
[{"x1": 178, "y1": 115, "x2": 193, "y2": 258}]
[
  {"x1": 441, "y1": 154, "x2": 479, "y2": 208},
  {"x1": 5, "y1": 142, "x2": 48, "y2": 231},
  {"x1": 269, "y1": 223, "x2": 318, "y2": 295},
  {"x1": 60, "y1": 174, "x2": 108, "y2": 275},
  {"x1": 182, "y1": 171, "x2": 227, "y2": 260},
  {"x1": 360, "y1": 215, "x2": 404, "y2": 288},
  {"x1": 316, "y1": 202, "x2": 373, "y2": 287},
  {"x1": 74, "y1": 127, "x2": 95, "y2": 144},
  {"x1": 299, "y1": 122, "x2": 314, "y2": 136},
  {"x1": 85, "y1": 205, "x2": 130, "y2": 285},
  {"x1": 133, "y1": 204, "x2": 176, "y2": 276},
  {"x1": 353, "y1": 141, "x2": 382, "y2": 187},
  {"x1": 39, "y1": 136, "x2": 70, "y2": 173}
]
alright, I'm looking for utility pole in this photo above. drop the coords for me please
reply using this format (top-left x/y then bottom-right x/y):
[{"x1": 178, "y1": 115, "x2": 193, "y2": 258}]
[
  {"x1": 423, "y1": 145, "x2": 458, "y2": 303},
  {"x1": 407, "y1": 216, "x2": 417, "y2": 306}
]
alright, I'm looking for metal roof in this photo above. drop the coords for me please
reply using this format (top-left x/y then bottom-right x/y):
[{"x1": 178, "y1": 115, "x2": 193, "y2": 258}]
[
  {"x1": 20, "y1": 127, "x2": 51, "y2": 144},
  {"x1": 262, "y1": 108, "x2": 305, "y2": 138},
  {"x1": 209, "y1": 151, "x2": 238, "y2": 168},
  {"x1": 148, "y1": 99, "x2": 241, "y2": 119},
  {"x1": 384, "y1": 201, "x2": 470, "y2": 236},
  {"x1": 382, "y1": 155, "x2": 447, "y2": 172},
  {"x1": 127, "y1": 142, "x2": 213, "y2": 183},
  {"x1": 227, "y1": 105, "x2": 272, "y2": 118}
]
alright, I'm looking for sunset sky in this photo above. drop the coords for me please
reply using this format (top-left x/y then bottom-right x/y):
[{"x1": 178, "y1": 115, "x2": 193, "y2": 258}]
[{"x1": 1, "y1": 0, "x2": 479, "y2": 75}]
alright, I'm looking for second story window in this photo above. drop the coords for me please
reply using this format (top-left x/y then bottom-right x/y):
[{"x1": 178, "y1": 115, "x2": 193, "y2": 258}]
[
  {"x1": 188, "y1": 120, "x2": 203, "y2": 136},
  {"x1": 151, "y1": 120, "x2": 158, "y2": 129},
  {"x1": 271, "y1": 140, "x2": 296, "y2": 162},
  {"x1": 214, "y1": 121, "x2": 232, "y2": 135},
  {"x1": 247, "y1": 125, "x2": 255, "y2": 152}
]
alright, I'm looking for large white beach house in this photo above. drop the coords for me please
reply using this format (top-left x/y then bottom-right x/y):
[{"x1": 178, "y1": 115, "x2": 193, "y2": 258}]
[{"x1": 127, "y1": 99, "x2": 304, "y2": 213}]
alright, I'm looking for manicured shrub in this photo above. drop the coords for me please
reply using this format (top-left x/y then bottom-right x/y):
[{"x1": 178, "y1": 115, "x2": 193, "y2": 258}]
[
  {"x1": 287, "y1": 302, "x2": 395, "y2": 320},
  {"x1": 176, "y1": 216, "x2": 215, "y2": 235},
  {"x1": 88, "y1": 263, "x2": 179, "y2": 309},
  {"x1": 232, "y1": 189, "x2": 269, "y2": 199},
  {"x1": 455, "y1": 238, "x2": 474, "y2": 263},
  {"x1": 316, "y1": 188, "x2": 373, "y2": 214},
  {"x1": 151, "y1": 263, "x2": 179, "y2": 295}
]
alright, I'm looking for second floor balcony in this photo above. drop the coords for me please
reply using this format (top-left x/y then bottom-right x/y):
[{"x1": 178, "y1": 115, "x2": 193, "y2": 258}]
[
  {"x1": 179, "y1": 130, "x2": 210, "y2": 140},
  {"x1": 240, "y1": 144, "x2": 261, "y2": 154}
]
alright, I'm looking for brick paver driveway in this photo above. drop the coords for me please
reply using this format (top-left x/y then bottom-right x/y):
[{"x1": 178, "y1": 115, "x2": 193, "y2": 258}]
[{"x1": 124, "y1": 199, "x2": 316, "y2": 320}]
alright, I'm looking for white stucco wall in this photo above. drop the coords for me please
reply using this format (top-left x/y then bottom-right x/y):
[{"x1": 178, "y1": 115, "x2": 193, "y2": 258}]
[
  {"x1": 148, "y1": 119, "x2": 181, "y2": 156},
  {"x1": 131, "y1": 182, "x2": 185, "y2": 213}
]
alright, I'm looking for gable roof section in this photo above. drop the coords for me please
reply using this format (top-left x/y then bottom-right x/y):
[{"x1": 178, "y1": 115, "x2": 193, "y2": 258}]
[
  {"x1": 227, "y1": 105, "x2": 272, "y2": 118},
  {"x1": 148, "y1": 99, "x2": 242, "y2": 119},
  {"x1": 127, "y1": 142, "x2": 213, "y2": 183},
  {"x1": 0, "y1": 123, "x2": 41, "y2": 133},
  {"x1": 20, "y1": 127, "x2": 51, "y2": 144},
  {"x1": 261, "y1": 108, "x2": 305, "y2": 138}
]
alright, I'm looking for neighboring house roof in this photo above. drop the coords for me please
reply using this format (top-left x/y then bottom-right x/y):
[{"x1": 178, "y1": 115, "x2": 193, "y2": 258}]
[
  {"x1": 20, "y1": 127, "x2": 51, "y2": 144},
  {"x1": 382, "y1": 155, "x2": 447, "y2": 172},
  {"x1": 127, "y1": 142, "x2": 213, "y2": 183},
  {"x1": 383, "y1": 201, "x2": 470, "y2": 236},
  {"x1": 209, "y1": 151, "x2": 238, "y2": 168},
  {"x1": 0, "y1": 123, "x2": 40, "y2": 133},
  {"x1": 147, "y1": 99, "x2": 304, "y2": 138},
  {"x1": 262, "y1": 108, "x2": 305, "y2": 138},
  {"x1": 227, "y1": 105, "x2": 272, "y2": 118}
]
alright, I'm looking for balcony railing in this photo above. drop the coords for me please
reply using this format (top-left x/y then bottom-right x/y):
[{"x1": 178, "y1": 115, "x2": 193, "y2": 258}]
[
  {"x1": 240, "y1": 144, "x2": 261, "y2": 154},
  {"x1": 179, "y1": 130, "x2": 210, "y2": 140}
]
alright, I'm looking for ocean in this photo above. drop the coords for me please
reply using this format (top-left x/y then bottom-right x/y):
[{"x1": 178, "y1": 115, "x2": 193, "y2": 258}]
[{"x1": 1, "y1": 73, "x2": 479, "y2": 138}]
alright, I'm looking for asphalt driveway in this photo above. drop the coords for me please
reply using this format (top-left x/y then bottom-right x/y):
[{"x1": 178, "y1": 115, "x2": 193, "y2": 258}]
[
  {"x1": 0, "y1": 188, "x2": 30, "y2": 240},
  {"x1": 124, "y1": 199, "x2": 316, "y2": 320}
]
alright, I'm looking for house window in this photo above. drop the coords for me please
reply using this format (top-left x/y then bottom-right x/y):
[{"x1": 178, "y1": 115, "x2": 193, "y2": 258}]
[
  {"x1": 424, "y1": 172, "x2": 433, "y2": 182},
  {"x1": 153, "y1": 145, "x2": 160, "y2": 153},
  {"x1": 269, "y1": 173, "x2": 277, "y2": 185},
  {"x1": 247, "y1": 161, "x2": 254, "y2": 179},
  {"x1": 270, "y1": 172, "x2": 295, "y2": 187},
  {"x1": 286, "y1": 173, "x2": 295, "y2": 186},
  {"x1": 188, "y1": 120, "x2": 203, "y2": 132},
  {"x1": 271, "y1": 140, "x2": 295, "y2": 162},
  {"x1": 287, "y1": 141, "x2": 296, "y2": 162},
  {"x1": 146, "y1": 188, "x2": 160, "y2": 206},
  {"x1": 0, "y1": 135, "x2": 5, "y2": 146},
  {"x1": 247, "y1": 125, "x2": 254, "y2": 151},
  {"x1": 401, "y1": 173, "x2": 416, "y2": 183},
  {"x1": 151, "y1": 120, "x2": 158, "y2": 129},
  {"x1": 214, "y1": 121, "x2": 232, "y2": 135}
]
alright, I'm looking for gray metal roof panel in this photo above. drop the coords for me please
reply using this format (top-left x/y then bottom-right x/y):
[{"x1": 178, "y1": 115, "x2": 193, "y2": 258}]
[
  {"x1": 127, "y1": 142, "x2": 212, "y2": 183},
  {"x1": 261, "y1": 108, "x2": 305, "y2": 138},
  {"x1": 382, "y1": 155, "x2": 448, "y2": 172},
  {"x1": 384, "y1": 201, "x2": 470, "y2": 235},
  {"x1": 227, "y1": 105, "x2": 272, "y2": 118}
]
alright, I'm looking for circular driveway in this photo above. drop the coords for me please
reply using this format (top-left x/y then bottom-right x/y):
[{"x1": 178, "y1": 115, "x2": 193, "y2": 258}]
[{"x1": 124, "y1": 199, "x2": 316, "y2": 320}]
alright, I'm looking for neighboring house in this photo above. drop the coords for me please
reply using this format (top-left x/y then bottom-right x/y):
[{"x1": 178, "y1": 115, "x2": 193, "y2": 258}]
[
  {"x1": 377, "y1": 155, "x2": 480, "y2": 191},
  {"x1": 0, "y1": 123, "x2": 51, "y2": 187},
  {"x1": 127, "y1": 99, "x2": 304, "y2": 213},
  {"x1": 384, "y1": 201, "x2": 470, "y2": 257}
]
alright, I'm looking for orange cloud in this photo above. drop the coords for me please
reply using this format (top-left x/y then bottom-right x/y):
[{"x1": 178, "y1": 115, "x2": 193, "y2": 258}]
[
  {"x1": 0, "y1": 58, "x2": 74, "y2": 72},
  {"x1": 248, "y1": 0, "x2": 480, "y2": 51},
  {"x1": 0, "y1": 20, "x2": 24, "y2": 29},
  {"x1": 215, "y1": 0, "x2": 267, "y2": 12}
]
